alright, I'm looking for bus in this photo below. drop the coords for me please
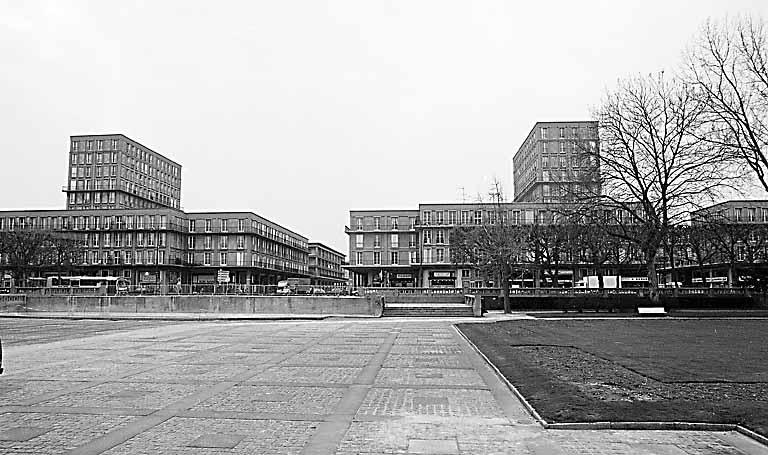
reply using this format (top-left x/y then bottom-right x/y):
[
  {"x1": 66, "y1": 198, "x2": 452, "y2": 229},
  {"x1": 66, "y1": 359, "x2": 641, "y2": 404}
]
[{"x1": 46, "y1": 276, "x2": 129, "y2": 295}]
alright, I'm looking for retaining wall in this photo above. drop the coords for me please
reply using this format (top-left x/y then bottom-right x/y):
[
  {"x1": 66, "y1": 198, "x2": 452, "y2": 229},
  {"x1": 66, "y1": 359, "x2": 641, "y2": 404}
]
[
  {"x1": 1, "y1": 295, "x2": 383, "y2": 317},
  {"x1": 479, "y1": 294, "x2": 759, "y2": 311}
]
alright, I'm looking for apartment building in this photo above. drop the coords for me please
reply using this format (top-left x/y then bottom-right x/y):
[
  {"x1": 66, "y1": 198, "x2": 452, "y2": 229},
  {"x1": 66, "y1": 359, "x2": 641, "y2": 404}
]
[
  {"x1": 0, "y1": 134, "x2": 316, "y2": 287},
  {"x1": 512, "y1": 121, "x2": 599, "y2": 203},
  {"x1": 308, "y1": 242, "x2": 346, "y2": 286},
  {"x1": 0, "y1": 209, "x2": 308, "y2": 286},
  {"x1": 345, "y1": 202, "x2": 579, "y2": 288},
  {"x1": 345, "y1": 210, "x2": 420, "y2": 287},
  {"x1": 66, "y1": 134, "x2": 182, "y2": 210}
]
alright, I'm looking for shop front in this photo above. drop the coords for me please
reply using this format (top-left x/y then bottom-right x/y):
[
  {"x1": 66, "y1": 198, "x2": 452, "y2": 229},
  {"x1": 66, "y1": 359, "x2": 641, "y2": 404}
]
[
  {"x1": 388, "y1": 272, "x2": 416, "y2": 287},
  {"x1": 428, "y1": 270, "x2": 456, "y2": 287}
]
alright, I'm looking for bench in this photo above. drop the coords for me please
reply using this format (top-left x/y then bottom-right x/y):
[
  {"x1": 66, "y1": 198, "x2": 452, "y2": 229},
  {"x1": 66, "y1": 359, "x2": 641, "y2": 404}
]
[{"x1": 637, "y1": 306, "x2": 667, "y2": 316}]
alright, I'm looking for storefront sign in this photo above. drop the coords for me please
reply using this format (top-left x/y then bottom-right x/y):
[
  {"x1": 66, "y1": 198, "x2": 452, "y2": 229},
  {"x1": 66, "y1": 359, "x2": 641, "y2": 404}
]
[{"x1": 431, "y1": 271, "x2": 454, "y2": 278}]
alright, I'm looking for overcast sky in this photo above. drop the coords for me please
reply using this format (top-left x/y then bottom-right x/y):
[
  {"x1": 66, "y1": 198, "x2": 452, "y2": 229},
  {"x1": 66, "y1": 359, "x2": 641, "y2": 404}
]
[{"x1": 2, "y1": 1, "x2": 767, "y2": 254}]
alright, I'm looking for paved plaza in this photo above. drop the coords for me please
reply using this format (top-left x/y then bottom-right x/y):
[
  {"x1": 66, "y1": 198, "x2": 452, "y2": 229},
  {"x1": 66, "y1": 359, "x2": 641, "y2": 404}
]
[{"x1": 0, "y1": 317, "x2": 766, "y2": 454}]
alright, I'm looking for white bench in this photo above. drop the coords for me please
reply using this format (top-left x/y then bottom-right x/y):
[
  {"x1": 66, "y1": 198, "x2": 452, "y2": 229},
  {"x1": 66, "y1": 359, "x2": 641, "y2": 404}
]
[{"x1": 637, "y1": 306, "x2": 667, "y2": 316}]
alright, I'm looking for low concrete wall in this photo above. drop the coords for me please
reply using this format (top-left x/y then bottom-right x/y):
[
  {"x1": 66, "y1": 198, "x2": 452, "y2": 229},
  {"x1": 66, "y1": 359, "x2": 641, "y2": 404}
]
[
  {"x1": 7, "y1": 295, "x2": 383, "y2": 317},
  {"x1": 381, "y1": 294, "x2": 465, "y2": 304}
]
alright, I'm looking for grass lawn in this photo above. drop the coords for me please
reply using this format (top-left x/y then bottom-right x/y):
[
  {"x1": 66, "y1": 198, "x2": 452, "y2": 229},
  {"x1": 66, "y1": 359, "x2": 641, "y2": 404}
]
[{"x1": 456, "y1": 319, "x2": 768, "y2": 437}]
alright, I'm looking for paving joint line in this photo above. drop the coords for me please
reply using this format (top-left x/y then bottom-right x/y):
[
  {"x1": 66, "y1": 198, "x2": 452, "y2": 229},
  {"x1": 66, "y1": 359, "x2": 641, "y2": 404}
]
[{"x1": 299, "y1": 327, "x2": 399, "y2": 455}]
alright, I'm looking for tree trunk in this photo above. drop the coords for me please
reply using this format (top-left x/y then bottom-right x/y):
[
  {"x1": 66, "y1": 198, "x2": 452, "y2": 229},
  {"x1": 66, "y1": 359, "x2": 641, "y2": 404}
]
[
  {"x1": 728, "y1": 264, "x2": 735, "y2": 288},
  {"x1": 647, "y1": 253, "x2": 660, "y2": 304},
  {"x1": 501, "y1": 263, "x2": 511, "y2": 313}
]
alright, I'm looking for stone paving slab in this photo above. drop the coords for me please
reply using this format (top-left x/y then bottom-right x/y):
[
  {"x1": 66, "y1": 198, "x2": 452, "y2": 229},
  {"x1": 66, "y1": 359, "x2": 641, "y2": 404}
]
[
  {"x1": 0, "y1": 412, "x2": 139, "y2": 454},
  {"x1": 191, "y1": 384, "x2": 346, "y2": 415},
  {"x1": 123, "y1": 363, "x2": 251, "y2": 382},
  {"x1": 383, "y1": 354, "x2": 474, "y2": 369},
  {"x1": 356, "y1": 388, "x2": 505, "y2": 418},
  {"x1": 0, "y1": 318, "x2": 766, "y2": 455},
  {"x1": 281, "y1": 352, "x2": 375, "y2": 367},
  {"x1": 0, "y1": 379, "x2": 90, "y2": 404},
  {"x1": 100, "y1": 417, "x2": 319, "y2": 455},
  {"x1": 247, "y1": 366, "x2": 364, "y2": 385},
  {"x1": 374, "y1": 367, "x2": 488, "y2": 388},
  {"x1": 36, "y1": 381, "x2": 209, "y2": 410}
]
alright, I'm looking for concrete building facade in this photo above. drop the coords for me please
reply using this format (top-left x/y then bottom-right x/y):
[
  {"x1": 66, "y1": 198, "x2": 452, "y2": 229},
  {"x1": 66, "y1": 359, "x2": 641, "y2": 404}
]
[
  {"x1": 512, "y1": 121, "x2": 599, "y2": 203},
  {"x1": 65, "y1": 134, "x2": 182, "y2": 211},
  {"x1": 0, "y1": 134, "x2": 316, "y2": 288},
  {"x1": 307, "y1": 242, "x2": 346, "y2": 286}
]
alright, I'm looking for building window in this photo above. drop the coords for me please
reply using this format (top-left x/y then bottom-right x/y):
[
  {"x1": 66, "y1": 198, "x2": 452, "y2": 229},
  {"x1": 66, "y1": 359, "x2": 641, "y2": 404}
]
[
  {"x1": 220, "y1": 219, "x2": 228, "y2": 232},
  {"x1": 410, "y1": 251, "x2": 418, "y2": 264},
  {"x1": 474, "y1": 211, "x2": 482, "y2": 225},
  {"x1": 204, "y1": 252, "x2": 212, "y2": 266},
  {"x1": 238, "y1": 219, "x2": 245, "y2": 232},
  {"x1": 449, "y1": 211, "x2": 457, "y2": 225},
  {"x1": 220, "y1": 252, "x2": 227, "y2": 266},
  {"x1": 390, "y1": 234, "x2": 399, "y2": 248},
  {"x1": 390, "y1": 251, "x2": 398, "y2": 265},
  {"x1": 409, "y1": 234, "x2": 416, "y2": 248},
  {"x1": 356, "y1": 251, "x2": 363, "y2": 265},
  {"x1": 423, "y1": 229, "x2": 432, "y2": 244},
  {"x1": 749, "y1": 208, "x2": 756, "y2": 222},
  {"x1": 461, "y1": 211, "x2": 470, "y2": 225},
  {"x1": 356, "y1": 217, "x2": 363, "y2": 230},
  {"x1": 237, "y1": 235, "x2": 244, "y2": 249},
  {"x1": 205, "y1": 235, "x2": 212, "y2": 249},
  {"x1": 219, "y1": 235, "x2": 228, "y2": 249},
  {"x1": 355, "y1": 234, "x2": 363, "y2": 248},
  {"x1": 422, "y1": 211, "x2": 431, "y2": 225},
  {"x1": 205, "y1": 219, "x2": 211, "y2": 232},
  {"x1": 72, "y1": 141, "x2": 79, "y2": 151},
  {"x1": 374, "y1": 234, "x2": 381, "y2": 248},
  {"x1": 374, "y1": 217, "x2": 380, "y2": 230},
  {"x1": 236, "y1": 252, "x2": 244, "y2": 266},
  {"x1": 435, "y1": 230, "x2": 444, "y2": 244},
  {"x1": 391, "y1": 217, "x2": 398, "y2": 230},
  {"x1": 188, "y1": 237, "x2": 195, "y2": 249},
  {"x1": 436, "y1": 248, "x2": 444, "y2": 263},
  {"x1": 423, "y1": 248, "x2": 432, "y2": 264},
  {"x1": 540, "y1": 127, "x2": 548, "y2": 139},
  {"x1": 735, "y1": 208, "x2": 743, "y2": 222},
  {"x1": 373, "y1": 251, "x2": 381, "y2": 264}
]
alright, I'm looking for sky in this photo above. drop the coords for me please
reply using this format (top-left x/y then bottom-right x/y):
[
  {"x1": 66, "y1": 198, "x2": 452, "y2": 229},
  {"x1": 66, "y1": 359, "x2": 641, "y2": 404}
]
[{"x1": 2, "y1": 0, "x2": 768, "y2": 254}]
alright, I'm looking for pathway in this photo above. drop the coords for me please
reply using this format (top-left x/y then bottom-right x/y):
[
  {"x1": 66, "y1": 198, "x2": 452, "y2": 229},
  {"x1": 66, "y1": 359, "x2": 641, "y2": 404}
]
[{"x1": 0, "y1": 317, "x2": 765, "y2": 454}]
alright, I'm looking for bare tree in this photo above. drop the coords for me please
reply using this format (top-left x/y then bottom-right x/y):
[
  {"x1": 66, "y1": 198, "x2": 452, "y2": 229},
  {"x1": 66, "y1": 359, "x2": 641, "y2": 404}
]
[
  {"x1": 581, "y1": 72, "x2": 739, "y2": 303},
  {"x1": 528, "y1": 222, "x2": 573, "y2": 288},
  {"x1": 0, "y1": 230, "x2": 50, "y2": 288},
  {"x1": 40, "y1": 233, "x2": 81, "y2": 280},
  {"x1": 450, "y1": 182, "x2": 525, "y2": 313},
  {"x1": 683, "y1": 224, "x2": 719, "y2": 286},
  {"x1": 685, "y1": 15, "x2": 768, "y2": 191}
]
